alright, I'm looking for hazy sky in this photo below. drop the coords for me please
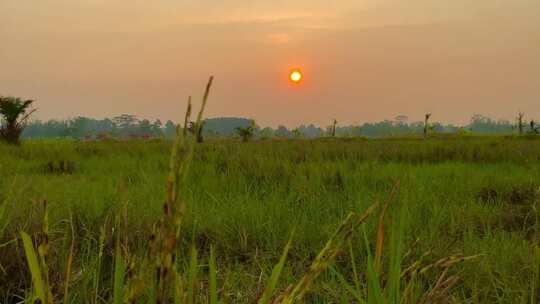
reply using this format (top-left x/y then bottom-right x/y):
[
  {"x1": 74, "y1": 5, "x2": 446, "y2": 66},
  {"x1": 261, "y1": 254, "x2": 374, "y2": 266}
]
[{"x1": 1, "y1": 1, "x2": 539, "y2": 126}]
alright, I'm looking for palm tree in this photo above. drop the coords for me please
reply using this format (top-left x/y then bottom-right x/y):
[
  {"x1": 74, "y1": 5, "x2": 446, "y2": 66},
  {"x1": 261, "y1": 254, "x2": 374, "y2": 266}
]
[
  {"x1": 235, "y1": 120, "x2": 257, "y2": 142},
  {"x1": 0, "y1": 96, "x2": 35, "y2": 144}
]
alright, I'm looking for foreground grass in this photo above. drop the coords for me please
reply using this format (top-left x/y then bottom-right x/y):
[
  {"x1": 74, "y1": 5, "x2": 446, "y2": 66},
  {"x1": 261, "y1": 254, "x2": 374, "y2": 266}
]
[{"x1": 1, "y1": 136, "x2": 539, "y2": 302}]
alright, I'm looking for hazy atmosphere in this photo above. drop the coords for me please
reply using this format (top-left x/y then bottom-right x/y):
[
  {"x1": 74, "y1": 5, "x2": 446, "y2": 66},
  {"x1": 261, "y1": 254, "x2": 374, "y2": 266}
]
[
  {"x1": 1, "y1": 0, "x2": 539, "y2": 126},
  {"x1": 3, "y1": 2, "x2": 540, "y2": 303}
]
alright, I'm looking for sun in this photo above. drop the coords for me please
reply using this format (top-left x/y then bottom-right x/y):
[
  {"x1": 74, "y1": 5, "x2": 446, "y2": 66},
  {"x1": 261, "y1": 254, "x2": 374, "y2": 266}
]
[{"x1": 289, "y1": 70, "x2": 303, "y2": 83}]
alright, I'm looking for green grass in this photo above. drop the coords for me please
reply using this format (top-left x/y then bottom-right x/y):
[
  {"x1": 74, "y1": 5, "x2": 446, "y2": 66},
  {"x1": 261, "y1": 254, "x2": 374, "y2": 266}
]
[{"x1": 1, "y1": 136, "x2": 540, "y2": 303}]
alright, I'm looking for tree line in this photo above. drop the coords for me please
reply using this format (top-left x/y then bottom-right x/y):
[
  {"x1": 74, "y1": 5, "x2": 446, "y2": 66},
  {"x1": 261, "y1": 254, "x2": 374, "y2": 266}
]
[
  {"x1": 1, "y1": 95, "x2": 539, "y2": 145},
  {"x1": 20, "y1": 114, "x2": 538, "y2": 140}
]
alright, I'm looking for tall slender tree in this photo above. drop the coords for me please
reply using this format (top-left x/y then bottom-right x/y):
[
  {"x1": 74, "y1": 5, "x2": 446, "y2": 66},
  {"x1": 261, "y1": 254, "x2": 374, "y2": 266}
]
[
  {"x1": 518, "y1": 112, "x2": 525, "y2": 135},
  {"x1": 331, "y1": 119, "x2": 337, "y2": 137},
  {"x1": 529, "y1": 120, "x2": 540, "y2": 135},
  {"x1": 424, "y1": 113, "x2": 431, "y2": 138}
]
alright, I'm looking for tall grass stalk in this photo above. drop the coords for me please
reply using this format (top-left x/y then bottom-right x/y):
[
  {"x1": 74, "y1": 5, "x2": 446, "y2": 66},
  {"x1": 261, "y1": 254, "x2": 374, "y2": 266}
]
[
  {"x1": 63, "y1": 211, "x2": 75, "y2": 304},
  {"x1": 113, "y1": 239, "x2": 126, "y2": 304},
  {"x1": 276, "y1": 204, "x2": 378, "y2": 303},
  {"x1": 258, "y1": 231, "x2": 294, "y2": 304},
  {"x1": 154, "y1": 76, "x2": 213, "y2": 303},
  {"x1": 209, "y1": 245, "x2": 218, "y2": 304},
  {"x1": 37, "y1": 200, "x2": 52, "y2": 303}
]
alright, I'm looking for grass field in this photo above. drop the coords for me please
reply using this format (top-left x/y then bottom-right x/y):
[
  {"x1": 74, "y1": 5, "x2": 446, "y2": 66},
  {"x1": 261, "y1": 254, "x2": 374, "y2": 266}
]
[{"x1": 1, "y1": 136, "x2": 540, "y2": 303}]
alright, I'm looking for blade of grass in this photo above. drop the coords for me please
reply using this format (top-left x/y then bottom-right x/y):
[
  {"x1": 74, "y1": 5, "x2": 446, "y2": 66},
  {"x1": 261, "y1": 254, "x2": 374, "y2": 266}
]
[
  {"x1": 195, "y1": 76, "x2": 214, "y2": 130},
  {"x1": 113, "y1": 242, "x2": 125, "y2": 304},
  {"x1": 386, "y1": 198, "x2": 407, "y2": 303},
  {"x1": 94, "y1": 219, "x2": 107, "y2": 304},
  {"x1": 362, "y1": 226, "x2": 384, "y2": 304},
  {"x1": 63, "y1": 211, "x2": 75, "y2": 304},
  {"x1": 209, "y1": 245, "x2": 218, "y2": 304},
  {"x1": 258, "y1": 230, "x2": 295, "y2": 304},
  {"x1": 374, "y1": 200, "x2": 386, "y2": 273},
  {"x1": 37, "y1": 200, "x2": 52, "y2": 303},
  {"x1": 278, "y1": 204, "x2": 378, "y2": 303},
  {"x1": 374, "y1": 181, "x2": 400, "y2": 273},
  {"x1": 183, "y1": 96, "x2": 192, "y2": 136},
  {"x1": 20, "y1": 231, "x2": 46, "y2": 302},
  {"x1": 186, "y1": 245, "x2": 199, "y2": 304},
  {"x1": 329, "y1": 266, "x2": 366, "y2": 304},
  {"x1": 532, "y1": 247, "x2": 540, "y2": 303},
  {"x1": 347, "y1": 239, "x2": 362, "y2": 292}
]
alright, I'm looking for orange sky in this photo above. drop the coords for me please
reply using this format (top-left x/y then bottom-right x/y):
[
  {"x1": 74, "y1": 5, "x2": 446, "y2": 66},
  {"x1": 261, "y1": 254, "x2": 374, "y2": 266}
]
[{"x1": 1, "y1": 1, "x2": 539, "y2": 126}]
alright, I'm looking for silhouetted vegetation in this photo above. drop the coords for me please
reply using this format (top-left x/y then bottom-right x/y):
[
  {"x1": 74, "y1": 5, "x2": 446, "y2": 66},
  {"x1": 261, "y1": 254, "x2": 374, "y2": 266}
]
[
  {"x1": 424, "y1": 113, "x2": 431, "y2": 138},
  {"x1": 518, "y1": 112, "x2": 525, "y2": 135},
  {"x1": 235, "y1": 119, "x2": 257, "y2": 142},
  {"x1": 20, "y1": 113, "x2": 539, "y2": 140},
  {"x1": 530, "y1": 120, "x2": 540, "y2": 135},
  {"x1": 0, "y1": 96, "x2": 35, "y2": 144},
  {"x1": 330, "y1": 119, "x2": 337, "y2": 137}
]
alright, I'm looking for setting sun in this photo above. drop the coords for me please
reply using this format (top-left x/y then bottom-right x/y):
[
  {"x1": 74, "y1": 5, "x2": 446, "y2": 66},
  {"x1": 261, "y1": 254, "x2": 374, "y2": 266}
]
[{"x1": 289, "y1": 70, "x2": 303, "y2": 83}]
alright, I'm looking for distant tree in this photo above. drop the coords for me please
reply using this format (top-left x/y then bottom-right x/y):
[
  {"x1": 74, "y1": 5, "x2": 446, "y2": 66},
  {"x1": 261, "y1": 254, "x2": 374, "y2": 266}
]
[
  {"x1": 67, "y1": 116, "x2": 91, "y2": 138},
  {"x1": 164, "y1": 120, "x2": 177, "y2": 138},
  {"x1": 394, "y1": 115, "x2": 409, "y2": 125},
  {"x1": 23, "y1": 119, "x2": 70, "y2": 138},
  {"x1": 529, "y1": 120, "x2": 540, "y2": 134},
  {"x1": 0, "y1": 96, "x2": 35, "y2": 144},
  {"x1": 518, "y1": 112, "x2": 525, "y2": 135},
  {"x1": 113, "y1": 114, "x2": 138, "y2": 136},
  {"x1": 469, "y1": 114, "x2": 513, "y2": 134},
  {"x1": 335, "y1": 125, "x2": 363, "y2": 137},
  {"x1": 138, "y1": 119, "x2": 152, "y2": 136},
  {"x1": 424, "y1": 113, "x2": 431, "y2": 138},
  {"x1": 113, "y1": 114, "x2": 138, "y2": 128},
  {"x1": 203, "y1": 117, "x2": 252, "y2": 136},
  {"x1": 258, "y1": 127, "x2": 274, "y2": 139},
  {"x1": 358, "y1": 121, "x2": 393, "y2": 138},
  {"x1": 204, "y1": 129, "x2": 219, "y2": 138},
  {"x1": 235, "y1": 120, "x2": 257, "y2": 142},
  {"x1": 235, "y1": 126, "x2": 254, "y2": 142},
  {"x1": 350, "y1": 126, "x2": 362, "y2": 137},
  {"x1": 151, "y1": 119, "x2": 163, "y2": 137},
  {"x1": 431, "y1": 122, "x2": 445, "y2": 133},
  {"x1": 292, "y1": 128, "x2": 302, "y2": 138},
  {"x1": 297, "y1": 124, "x2": 324, "y2": 138},
  {"x1": 275, "y1": 125, "x2": 291, "y2": 138}
]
